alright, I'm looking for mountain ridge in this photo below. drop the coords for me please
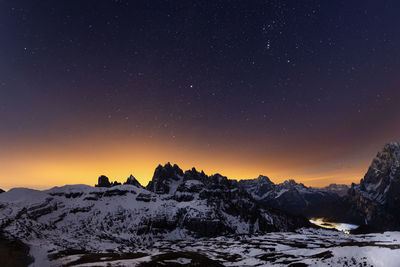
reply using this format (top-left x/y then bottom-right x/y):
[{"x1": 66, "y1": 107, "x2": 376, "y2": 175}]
[{"x1": 0, "y1": 164, "x2": 312, "y2": 265}]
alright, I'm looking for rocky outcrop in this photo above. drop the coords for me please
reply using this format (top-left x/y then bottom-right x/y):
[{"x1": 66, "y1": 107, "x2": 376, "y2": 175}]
[
  {"x1": 145, "y1": 166, "x2": 312, "y2": 235},
  {"x1": 124, "y1": 175, "x2": 143, "y2": 188},
  {"x1": 238, "y1": 175, "x2": 275, "y2": 198},
  {"x1": 95, "y1": 175, "x2": 121, "y2": 188},
  {"x1": 146, "y1": 163, "x2": 184, "y2": 194},
  {"x1": 345, "y1": 142, "x2": 400, "y2": 230},
  {"x1": 95, "y1": 175, "x2": 111, "y2": 187}
]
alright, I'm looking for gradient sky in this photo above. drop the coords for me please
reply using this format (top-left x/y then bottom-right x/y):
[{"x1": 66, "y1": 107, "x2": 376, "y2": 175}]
[{"x1": 1, "y1": 0, "x2": 400, "y2": 190}]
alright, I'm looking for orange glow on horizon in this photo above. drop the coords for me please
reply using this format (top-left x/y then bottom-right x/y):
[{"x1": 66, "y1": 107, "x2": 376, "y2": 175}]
[{"x1": 0, "y1": 132, "x2": 370, "y2": 190}]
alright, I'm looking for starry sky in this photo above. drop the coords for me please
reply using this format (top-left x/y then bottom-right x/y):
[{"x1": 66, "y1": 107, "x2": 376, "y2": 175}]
[{"x1": 1, "y1": 0, "x2": 400, "y2": 189}]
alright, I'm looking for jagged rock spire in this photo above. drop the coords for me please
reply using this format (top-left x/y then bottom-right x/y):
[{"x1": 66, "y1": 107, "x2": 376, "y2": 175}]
[
  {"x1": 124, "y1": 174, "x2": 143, "y2": 188},
  {"x1": 95, "y1": 175, "x2": 111, "y2": 187},
  {"x1": 146, "y1": 163, "x2": 184, "y2": 194},
  {"x1": 361, "y1": 142, "x2": 400, "y2": 194}
]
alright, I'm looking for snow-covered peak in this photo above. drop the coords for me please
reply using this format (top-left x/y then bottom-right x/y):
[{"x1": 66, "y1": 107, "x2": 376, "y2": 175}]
[
  {"x1": 368, "y1": 142, "x2": 400, "y2": 180},
  {"x1": 358, "y1": 142, "x2": 400, "y2": 203},
  {"x1": 255, "y1": 175, "x2": 273, "y2": 184},
  {"x1": 0, "y1": 187, "x2": 48, "y2": 204},
  {"x1": 238, "y1": 177, "x2": 271, "y2": 199}
]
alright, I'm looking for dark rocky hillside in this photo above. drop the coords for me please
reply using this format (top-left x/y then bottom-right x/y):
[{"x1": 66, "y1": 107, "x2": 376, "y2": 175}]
[
  {"x1": 239, "y1": 142, "x2": 400, "y2": 232},
  {"x1": 344, "y1": 142, "x2": 400, "y2": 231}
]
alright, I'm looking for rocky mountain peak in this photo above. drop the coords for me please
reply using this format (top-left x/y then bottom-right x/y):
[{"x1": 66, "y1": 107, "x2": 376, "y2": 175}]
[
  {"x1": 360, "y1": 142, "x2": 400, "y2": 198},
  {"x1": 343, "y1": 142, "x2": 400, "y2": 229},
  {"x1": 283, "y1": 179, "x2": 297, "y2": 186},
  {"x1": 368, "y1": 142, "x2": 400, "y2": 177},
  {"x1": 146, "y1": 163, "x2": 184, "y2": 194},
  {"x1": 184, "y1": 167, "x2": 208, "y2": 182},
  {"x1": 95, "y1": 175, "x2": 121, "y2": 188},
  {"x1": 95, "y1": 175, "x2": 111, "y2": 187},
  {"x1": 281, "y1": 179, "x2": 306, "y2": 190},
  {"x1": 155, "y1": 162, "x2": 184, "y2": 178},
  {"x1": 256, "y1": 175, "x2": 273, "y2": 184},
  {"x1": 238, "y1": 175, "x2": 275, "y2": 199},
  {"x1": 209, "y1": 173, "x2": 232, "y2": 186},
  {"x1": 124, "y1": 175, "x2": 142, "y2": 187}
]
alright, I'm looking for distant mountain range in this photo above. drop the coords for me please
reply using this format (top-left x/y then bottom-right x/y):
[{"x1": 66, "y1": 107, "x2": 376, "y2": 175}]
[
  {"x1": 240, "y1": 142, "x2": 400, "y2": 232},
  {"x1": 1, "y1": 142, "x2": 400, "y2": 263},
  {"x1": 238, "y1": 177, "x2": 348, "y2": 219},
  {"x1": 0, "y1": 164, "x2": 310, "y2": 262},
  {"x1": 91, "y1": 141, "x2": 400, "y2": 232}
]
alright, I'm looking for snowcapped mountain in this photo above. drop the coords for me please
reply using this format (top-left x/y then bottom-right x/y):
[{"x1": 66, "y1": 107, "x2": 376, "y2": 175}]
[
  {"x1": 346, "y1": 142, "x2": 400, "y2": 230},
  {"x1": 358, "y1": 142, "x2": 400, "y2": 203},
  {"x1": 239, "y1": 177, "x2": 347, "y2": 218},
  {"x1": 322, "y1": 184, "x2": 350, "y2": 197},
  {"x1": 0, "y1": 163, "x2": 310, "y2": 265},
  {"x1": 2, "y1": 142, "x2": 400, "y2": 266},
  {"x1": 237, "y1": 142, "x2": 400, "y2": 231},
  {"x1": 236, "y1": 175, "x2": 275, "y2": 199}
]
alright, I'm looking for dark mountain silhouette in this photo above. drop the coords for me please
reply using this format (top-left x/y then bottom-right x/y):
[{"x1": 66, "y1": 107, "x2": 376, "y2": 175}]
[
  {"x1": 239, "y1": 177, "x2": 349, "y2": 219},
  {"x1": 345, "y1": 142, "x2": 400, "y2": 231},
  {"x1": 88, "y1": 142, "x2": 400, "y2": 232},
  {"x1": 240, "y1": 142, "x2": 400, "y2": 232},
  {"x1": 124, "y1": 175, "x2": 143, "y2": 188}
]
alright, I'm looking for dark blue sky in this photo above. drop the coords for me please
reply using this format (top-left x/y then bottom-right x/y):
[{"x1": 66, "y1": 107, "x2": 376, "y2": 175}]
[{"x1": 1, "y1": 0, "x2": 400, "y2": 188}]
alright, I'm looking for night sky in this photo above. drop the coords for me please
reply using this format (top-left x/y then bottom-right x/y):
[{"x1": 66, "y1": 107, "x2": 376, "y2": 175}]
[{"x1": 1, "y1": 0, "x2": 400, "y2": 189}]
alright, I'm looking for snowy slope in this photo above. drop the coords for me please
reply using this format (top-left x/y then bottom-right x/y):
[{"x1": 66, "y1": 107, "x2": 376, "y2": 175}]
[
  {"x1": 52, "y1": 228, "x2": 400, "y2": 267},
  {"x1": 0, "y1": 164, "x2": 311, "y2": 266}
]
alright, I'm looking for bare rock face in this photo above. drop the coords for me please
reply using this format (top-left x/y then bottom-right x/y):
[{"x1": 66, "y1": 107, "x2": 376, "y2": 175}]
[
  {"x1": 95, "y1": 175, "x2": 121, "y2": 188},
  {"x1": 124, "y1": 175, "x2": 143, "y2": 188},
  {"x1": 238, "y1": 175, "x2": 274, "y2": 198},
  {"x1": 95, "y1": 175, "x2": 111, "y2": 187},
  {"x1": 141, "y1": 163, "x2": 311, "y2": 236},
  {"x1": 360, "y1": 142, "x2": 400, "y2": 201},
  {"x1": 146, "y1": 163, "x2": 184, "y2": 194},
  {"x1": 346, "y1": 142, "x2": 400, "y2": 230}
]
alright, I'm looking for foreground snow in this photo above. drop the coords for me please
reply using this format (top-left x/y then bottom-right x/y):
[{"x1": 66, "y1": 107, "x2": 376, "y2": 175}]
[{"x1": 47, "y1": 228, "x2": 400, "y2": 267}]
